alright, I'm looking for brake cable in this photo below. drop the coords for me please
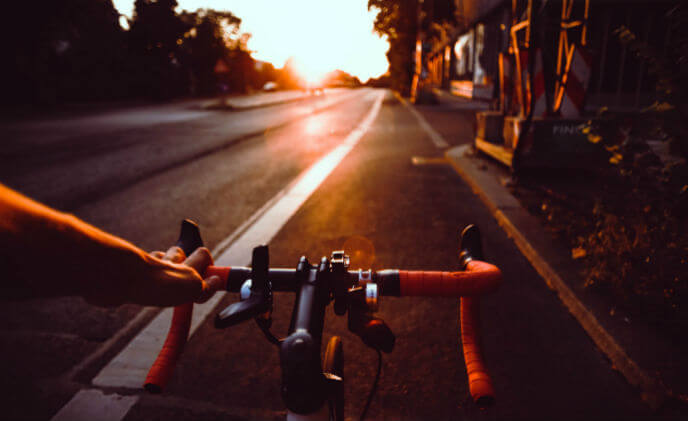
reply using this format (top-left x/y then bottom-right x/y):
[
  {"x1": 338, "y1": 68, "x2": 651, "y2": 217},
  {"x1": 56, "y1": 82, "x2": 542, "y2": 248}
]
[{"x1": 360, "y1": 349, "x2": 383, "y2": 421}]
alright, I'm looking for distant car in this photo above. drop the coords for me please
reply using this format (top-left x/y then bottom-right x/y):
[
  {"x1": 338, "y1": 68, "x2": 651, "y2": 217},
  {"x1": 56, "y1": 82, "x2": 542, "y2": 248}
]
[
  {"x1": 305, "y1": 86, "x2": 324, "y2": 96},
  {"x1": 304, "y1": 81, "x2": 324, "y2": 96},
  {"x1": 262, "y1": 81, "x2": 278, "y2": 92}
]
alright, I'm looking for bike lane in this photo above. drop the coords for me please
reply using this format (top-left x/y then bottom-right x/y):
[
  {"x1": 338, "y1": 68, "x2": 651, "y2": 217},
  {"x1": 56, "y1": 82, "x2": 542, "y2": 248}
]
[
  {"x1": 2, "y1": 90, "x2": 379, "y2": 421},
  {"x1": 124, "y1": 92, "x2": 654, "y2": 420}
]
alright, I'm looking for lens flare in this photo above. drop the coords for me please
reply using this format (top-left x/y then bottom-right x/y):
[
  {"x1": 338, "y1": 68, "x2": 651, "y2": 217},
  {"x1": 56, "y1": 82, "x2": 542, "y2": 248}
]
[{"x1": 342, "y1": 235, "x2": 376, "y2": 269}]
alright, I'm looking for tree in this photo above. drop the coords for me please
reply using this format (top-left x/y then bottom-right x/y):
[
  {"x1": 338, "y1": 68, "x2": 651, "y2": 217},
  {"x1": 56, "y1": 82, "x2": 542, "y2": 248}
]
[
  {"x1": 578, "y1": 4, "x2": 688, "y2": 324},
  {"x1": 368, "y1": 0, "x2": 418, "y2": 95},
  {"x1": 128, "y1": 0, "x2": 190, "y2": 99},
  {"x1": 179, "y1": 9, "x2": 242, "y2": 95},
  {"x1": 2, "y1": 0, "x2": 128, "y2": 105},
  {"x1": 277, "y1": 58, "x2": 305, "y2": 90},
  {"x1": 1, "y1": 1, "x2": 261, "y2": 104},
  {"x1": 252, "y1": 61, "x2": 278, "y2": 91},
  {"x1": 368, "y1": 0, "x2": 456, "y2": 95}
]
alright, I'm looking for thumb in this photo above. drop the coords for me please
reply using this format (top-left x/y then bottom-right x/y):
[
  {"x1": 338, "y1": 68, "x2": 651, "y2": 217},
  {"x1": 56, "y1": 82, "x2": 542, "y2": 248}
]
[{"x1": 183, "y1": 247, "x2": 214, "y2": 275}]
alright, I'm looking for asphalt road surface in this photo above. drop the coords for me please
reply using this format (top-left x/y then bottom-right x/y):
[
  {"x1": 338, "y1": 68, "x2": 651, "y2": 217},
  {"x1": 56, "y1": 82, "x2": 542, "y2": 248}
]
[{"x1": 0, "y1": 88, "x2": 659, "y2": 420}]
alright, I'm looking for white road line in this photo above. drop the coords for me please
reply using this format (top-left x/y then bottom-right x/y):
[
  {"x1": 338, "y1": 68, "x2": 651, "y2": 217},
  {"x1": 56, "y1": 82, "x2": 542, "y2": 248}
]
[
  {"x1": 52, "y1": 90, "x2": 385, "y2": 421},
  {"x1": 50, "y1": 389, "x2": 138, "y2": 421},
  {"x1": 397, "y1": 94, "x2": 449, "y2": 148},
  {"x1": 214, "y1": 88, "x2": 382, "y2": 266},
  {"x1": 93, "y1": 90, "x2": 383, "y2": 388}
]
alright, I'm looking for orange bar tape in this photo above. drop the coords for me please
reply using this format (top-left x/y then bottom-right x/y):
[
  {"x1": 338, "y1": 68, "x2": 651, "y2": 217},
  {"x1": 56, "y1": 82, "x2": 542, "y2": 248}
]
[
  {"x1": 143, "y1": 302, "x2": 193, "y2": 393},
  {"x1": 461, "y1": 296, "x2": 495, "y2": 407},
  {"x1": 143, "y1": 266, "x2": 232, "y2": 392},
  {"x1": 398, "y1": 260, "x2": 501, "y2": 297},
  {"x1": 206, "y1": 266, "x2": 231, "y2": 290}
]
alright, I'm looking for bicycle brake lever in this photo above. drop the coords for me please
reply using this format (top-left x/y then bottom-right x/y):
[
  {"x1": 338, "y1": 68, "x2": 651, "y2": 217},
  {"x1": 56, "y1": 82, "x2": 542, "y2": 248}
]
[
  {"x1": 215, "y1": 294, "x2": 270, "y2": 328},
  {"x1": 214, "y1": 245, "x2": 273, "y2": 329}
]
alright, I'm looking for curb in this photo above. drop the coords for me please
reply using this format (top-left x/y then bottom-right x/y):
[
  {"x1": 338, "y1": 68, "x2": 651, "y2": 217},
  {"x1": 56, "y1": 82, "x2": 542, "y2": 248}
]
[
  {"x1": 202, "y1": 94, "x2": 311, "y2": 111},
  {"x1": 445, "y1": 144, "x2": 669, "y2": 410}
]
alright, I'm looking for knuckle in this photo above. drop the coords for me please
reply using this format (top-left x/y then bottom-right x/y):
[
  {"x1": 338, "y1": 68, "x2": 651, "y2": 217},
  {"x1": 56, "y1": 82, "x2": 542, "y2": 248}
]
[
  {"x1": 191, "y1": 247, "x2": 213, "y2": 264},
  {"x1": 166, "y1": 246, "x2": 185, "y2": 262}
]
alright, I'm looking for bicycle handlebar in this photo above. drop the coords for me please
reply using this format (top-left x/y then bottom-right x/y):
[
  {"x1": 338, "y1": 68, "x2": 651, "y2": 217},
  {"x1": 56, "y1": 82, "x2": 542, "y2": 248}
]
[
  {"x1": 203, "y1": 261, "x2": 501, "y2": 297},
  {"x1": 143, "y1": 220, "x2": 204, "y2": 393},
  {"x1": 143, "y1": 302, "x2": 192, "y2": 393},
  {"x1": 144, "y1": 221, "x2": 501, "y2": 411},
  {"x1": 397, "y1": 261, "x2": 501, "y2": 296},
  {"x1": 461, "y1": 295, "x2": 495, "y2": 407}
]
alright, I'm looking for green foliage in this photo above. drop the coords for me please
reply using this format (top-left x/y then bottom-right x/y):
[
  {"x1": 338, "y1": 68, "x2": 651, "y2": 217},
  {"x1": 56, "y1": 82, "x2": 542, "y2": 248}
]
[
  {"x1": 368, "y1": 0, "x2": 418, "y2": 94},
  {"x1": 128, "y1": 0, "x2": 198, "y2": 99},
  {"x1": 588, "y1": 4, "x2": 687, "y2": 164},
  {"x1": 579, "y1": 3, "x2": 688, "y2": 326},
  {"x1": 2, "y1": 0, "x2": 129, "y2": 104},
  {"x1": 367, "y1": 0, "x2": 455, "y2": 95},
  {"x1": 581, "y1": 200, "x2": 688, "y2": 321},
  {"x1": 179, "y1": 9, "x2": 243, "y2": 95},
  {"x1": 2, "y1": 1, "x2": 270, "y2": 104}
]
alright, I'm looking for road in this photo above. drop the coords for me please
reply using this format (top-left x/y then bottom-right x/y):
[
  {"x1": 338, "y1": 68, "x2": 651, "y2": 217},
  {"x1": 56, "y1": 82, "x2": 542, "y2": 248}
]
[{"x1": 0, "y1": 88, "x2": 656, "y2": 420}]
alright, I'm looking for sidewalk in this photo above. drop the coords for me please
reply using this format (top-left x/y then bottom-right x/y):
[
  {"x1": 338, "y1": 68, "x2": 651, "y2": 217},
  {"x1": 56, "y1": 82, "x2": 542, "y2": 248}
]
[
  {"x1": 431, "y1": 88, "x2": 492, "y2": 111},
  {"x1": 202, "y1": 89, "x2": 322, "y2": 110},
  {"x1": 3, "y1": 89, "x2": 343, "y2": 124},
  {"x1": 432, "y1": 98, "x2": 687, "y2": 414}
]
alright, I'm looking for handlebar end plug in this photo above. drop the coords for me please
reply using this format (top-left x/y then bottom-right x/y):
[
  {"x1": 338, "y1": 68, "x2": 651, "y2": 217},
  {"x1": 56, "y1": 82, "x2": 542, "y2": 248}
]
[
  {"x1": 459, "y1": 224, "x2": 483, "y2": 269},
  {"x1": 177, "y1": 219, "x2": 204, "y2": 256}
]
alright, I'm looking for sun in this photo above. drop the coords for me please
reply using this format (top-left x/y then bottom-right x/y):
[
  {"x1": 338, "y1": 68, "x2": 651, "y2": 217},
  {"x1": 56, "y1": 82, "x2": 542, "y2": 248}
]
[
  {"x1": 112, "y1": 0, "x2": 390, "y2": 82},
  {"x1": 288, "y1": 56, "x2": 330, "y2": 85},
  {"x1": 218, "y1": 0, "x2": 389, "y2": 82}
]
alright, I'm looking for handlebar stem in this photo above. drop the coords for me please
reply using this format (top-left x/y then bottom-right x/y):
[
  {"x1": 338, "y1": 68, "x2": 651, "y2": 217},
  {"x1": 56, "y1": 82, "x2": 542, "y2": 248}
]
[{"x1": 280, "y1": 256, "x2": 331, "y2": 414}]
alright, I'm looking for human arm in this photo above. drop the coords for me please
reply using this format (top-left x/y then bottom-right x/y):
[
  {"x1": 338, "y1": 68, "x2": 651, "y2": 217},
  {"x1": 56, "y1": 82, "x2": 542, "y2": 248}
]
[{"x1": 0, "y1": 183, "x2": 221, "y2": 306}]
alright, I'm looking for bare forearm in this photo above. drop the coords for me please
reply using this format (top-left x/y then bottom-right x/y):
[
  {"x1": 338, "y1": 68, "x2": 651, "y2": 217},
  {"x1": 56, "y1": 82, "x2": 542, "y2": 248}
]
[
  {"x1": 0, "y1": 184, "x2": 219, "y2": 306},
  {"x1": 0, "y1": 184, "x2": 148, "y2": 300}
]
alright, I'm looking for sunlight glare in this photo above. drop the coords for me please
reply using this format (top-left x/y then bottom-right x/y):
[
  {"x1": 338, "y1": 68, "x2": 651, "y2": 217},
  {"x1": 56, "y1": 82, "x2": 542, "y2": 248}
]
[
  {"x1": 112, "y1": 0, "x2": 389, "y2": 82},
  {"x1": 290, "y1": 57, "x2": 328, "y2": 86},
  {"x1": 227, "y1": 0, "x2": 389, "y2": 82},
  {"x1": 305, "y1": 116, "x2": 326, "y2": 136}
]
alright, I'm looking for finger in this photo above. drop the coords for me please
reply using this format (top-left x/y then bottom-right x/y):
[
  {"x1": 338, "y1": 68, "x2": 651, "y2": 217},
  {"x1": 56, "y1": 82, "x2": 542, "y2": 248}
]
[
  {"x1": 150, "y1": 251, "x2": 165, "y2": 259},
  {"x1": 141, "y1": 248, "x2": 214, "y2": 307},
  {"x1": 183, "y1": 247, "x2": 214, "y2": 275},
  {"x1": 164, "y1": 246, "x2": 186, "y2": 263},
  {"x1": 195, "y1": 275, "x2": 223, "y2": 304},
  {"x1": 141, "y1": 264, "x2": 203, "y2": 307}
]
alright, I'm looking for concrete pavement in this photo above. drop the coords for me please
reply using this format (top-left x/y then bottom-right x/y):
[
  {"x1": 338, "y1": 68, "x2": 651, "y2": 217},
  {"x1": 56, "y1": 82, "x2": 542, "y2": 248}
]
[
  {"x1": 203, "y1": 89, "x2": 339, "y2": 110},
  {"x1": 0, "y1": 88, "x2": 361, "y2": 211},
  {"x1": 444, "y1": 143, "x2": 687, "y2": 414},
  {"x1": 1, "y1": 88, "x2": 679, "y2": 420},
  {"x1": 0, "y1": 88, "x2": 377, "y2": 420},
  {"x1": 425, "y1": 91, "x2": 687, "y2": 416}
]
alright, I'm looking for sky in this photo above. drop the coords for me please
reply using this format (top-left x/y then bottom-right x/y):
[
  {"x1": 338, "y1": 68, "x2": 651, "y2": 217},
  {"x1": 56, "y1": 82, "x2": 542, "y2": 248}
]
[{"x1": 112, "y1": 0, "x2": 389, "y2": 82}]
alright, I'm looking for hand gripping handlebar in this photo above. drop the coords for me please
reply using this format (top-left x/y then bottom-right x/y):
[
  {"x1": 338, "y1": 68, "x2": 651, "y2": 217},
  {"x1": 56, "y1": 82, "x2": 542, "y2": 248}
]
[
  {"x1": 145, "y1": 221, "x2": 501, "y2": 408},
  {"x1": 143, "y1": 220, "x2": 202, "y2": 393}
]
